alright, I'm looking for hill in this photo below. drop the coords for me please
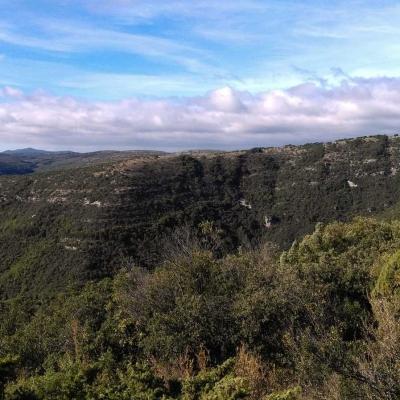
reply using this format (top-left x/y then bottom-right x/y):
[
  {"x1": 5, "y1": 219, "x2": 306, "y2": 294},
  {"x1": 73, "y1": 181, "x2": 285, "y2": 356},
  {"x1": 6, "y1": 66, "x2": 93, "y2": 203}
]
[
  {"x1": 2, "y1": 148, "x2": 72, "y2": 156},
  {"x1": 1, "y1": 135, "x2": 400, "y2": 301},
  {"x1": 2, "y1": 216, "x2": 400, "y2": 399},
  {"x1": 0, "y1": 148, "x2": 168, "y2": 175},
  {"x1": 3, "y1": 135, "x2": 400, "y2": 399}
]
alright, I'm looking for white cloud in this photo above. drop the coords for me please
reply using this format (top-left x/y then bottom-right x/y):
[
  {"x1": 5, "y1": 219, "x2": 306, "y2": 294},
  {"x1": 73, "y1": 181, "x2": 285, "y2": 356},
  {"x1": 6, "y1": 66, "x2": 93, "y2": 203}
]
[
  {"x1": 205, "y1": 87, "x2": 245, "y2": 112},
  {"x1": 2, "y1": 77, "x2": 400, "y2": 151},
  {"x1": 0, "y1": 86, "x2": 23, "y2": 98}
]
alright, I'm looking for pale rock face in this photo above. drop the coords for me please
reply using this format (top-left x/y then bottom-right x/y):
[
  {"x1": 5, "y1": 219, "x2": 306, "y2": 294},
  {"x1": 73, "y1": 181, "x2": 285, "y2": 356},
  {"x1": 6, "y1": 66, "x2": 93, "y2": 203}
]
[
  {"x1": 239, "y1": 199, "x2": 252, "y2": 209},
  {"x1": 347, "y1": 180, "x2": 358, "y2": 188},
  {"x1": 64, "y1": 245, "x2": 78, "y2": 251},
  {"x1": 47, "y1": 196, "x2": 67, "y2": 203},
  {"x1": 83, "y1": 198, "x2": 102, "y2": 207}
]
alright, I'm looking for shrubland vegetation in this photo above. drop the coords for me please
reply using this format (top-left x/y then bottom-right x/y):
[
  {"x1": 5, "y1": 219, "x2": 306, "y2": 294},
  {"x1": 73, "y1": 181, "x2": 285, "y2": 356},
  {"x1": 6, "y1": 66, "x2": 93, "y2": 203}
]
[
  {"x1": 2, "y1": 135, "x2": 400, "y2": 304},
  {"x1": 2, "y1": 217, "x2": 400, "y2": 399},
  {"x1": 2, "y1": 135, "x2": 400, "y2": 398}
]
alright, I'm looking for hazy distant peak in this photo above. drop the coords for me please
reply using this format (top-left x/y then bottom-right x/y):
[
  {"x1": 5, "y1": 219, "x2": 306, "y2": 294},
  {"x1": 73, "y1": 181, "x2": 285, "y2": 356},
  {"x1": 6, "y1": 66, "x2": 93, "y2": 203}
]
[{"x1": 2, "y1": 148, "x2": 73, "y2": 156}]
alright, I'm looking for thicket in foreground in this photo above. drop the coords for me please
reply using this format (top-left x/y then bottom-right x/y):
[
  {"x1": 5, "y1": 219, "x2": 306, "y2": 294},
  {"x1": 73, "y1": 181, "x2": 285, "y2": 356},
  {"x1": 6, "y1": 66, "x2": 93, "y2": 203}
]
[{"x1": 2, "y1": 218, "x2": 400, "y2": 399}]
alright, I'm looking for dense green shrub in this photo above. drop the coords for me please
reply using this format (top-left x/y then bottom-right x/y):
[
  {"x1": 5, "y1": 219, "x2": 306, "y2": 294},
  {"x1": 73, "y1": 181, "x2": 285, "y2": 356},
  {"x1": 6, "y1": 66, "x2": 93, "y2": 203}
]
[{"x1": 3, "y1": 216, "x2": 400, "y2": 398}]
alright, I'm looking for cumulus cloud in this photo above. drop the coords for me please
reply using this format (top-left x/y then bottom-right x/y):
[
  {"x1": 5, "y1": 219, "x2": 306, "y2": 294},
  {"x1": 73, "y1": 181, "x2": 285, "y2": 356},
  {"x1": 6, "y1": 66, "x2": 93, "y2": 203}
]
[
  {"x1": 204, "y1": 87, "x2": 245, "y2": 112},
  {"x1": 1, "y1": 77, "x2": 400, "y2": 151}
]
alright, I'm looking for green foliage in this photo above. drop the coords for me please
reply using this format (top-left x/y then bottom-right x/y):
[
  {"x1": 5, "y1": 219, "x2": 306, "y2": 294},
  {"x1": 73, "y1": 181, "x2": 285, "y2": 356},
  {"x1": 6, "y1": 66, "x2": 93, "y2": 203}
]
[
  {"x1": 4, "y1": 136, "x2": 400, "y2": 399},
  {"x1": 374, "y1": 250, "x2": 400, "y2": 297},
  {"x1": 265, "y1": 387, "x2": 301, "y2": 400},
  {"x1": 0, "y1": 280, "x2": 114, "y2": 371},
  {"x1": 116, "y1": 251, "x2": 240, "y2": 361},
  {"x1": 2, "y1": 135, "x2": 400, "y2": 306},
  {"x1": 182, "y1": 359, "x2": 248, "y2": 400},
  {"x1": 4, "y1": 358, "x2": 169, "y2": 400},
  {"x1": 5, "y1": 216, "x2": 400, "y2": 398},
  {"x1": 281, "y1": 218, "x2": 400, "y2": 337},
  {"x1": 113, "y1": 244, "x2": 300, "y2": 364},
  {"x1": 0, "y1": 356, "x2": 19, "y2": 399}
]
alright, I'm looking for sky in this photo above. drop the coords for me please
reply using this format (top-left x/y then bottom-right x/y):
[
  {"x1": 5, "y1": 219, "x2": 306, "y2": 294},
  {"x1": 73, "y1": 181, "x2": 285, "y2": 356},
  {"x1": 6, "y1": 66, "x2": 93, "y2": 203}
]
[{"x1": 1, "y1": 0, "x2": 400, "y2": 151}]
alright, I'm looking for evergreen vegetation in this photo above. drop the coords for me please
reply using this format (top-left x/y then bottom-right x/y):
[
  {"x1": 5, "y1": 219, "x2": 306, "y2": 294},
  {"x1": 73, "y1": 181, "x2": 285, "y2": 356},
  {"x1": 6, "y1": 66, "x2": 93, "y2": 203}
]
[
  {"x1": 1, "y1": 217, "x2": 400, "y2": 398},
  {"x1": 2, "y1": 136, "x2": 400, "y2": 398},
  {"x1": 2, "y1": 135, "x2": 400, "y2": 303}
]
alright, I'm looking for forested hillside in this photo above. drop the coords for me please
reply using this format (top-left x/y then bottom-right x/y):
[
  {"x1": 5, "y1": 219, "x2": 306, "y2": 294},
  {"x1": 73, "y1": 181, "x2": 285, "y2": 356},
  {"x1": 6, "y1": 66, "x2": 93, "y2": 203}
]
[
  {"x1": 1, "y1": 135, "x2": 400, "y2": 301},
  {"x1": 2, "y1": 135, "x2": 400, "y2": 399}
]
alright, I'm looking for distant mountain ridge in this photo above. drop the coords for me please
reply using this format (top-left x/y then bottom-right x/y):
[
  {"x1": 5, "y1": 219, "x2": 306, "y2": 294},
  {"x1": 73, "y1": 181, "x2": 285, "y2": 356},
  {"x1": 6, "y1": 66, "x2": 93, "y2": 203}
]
[
  {"x1": 0, "y1": 147, "x2": 169, "y2": 175},
  {"x1": 2, "y1": 147, "x2": 76, "y2": 156}
]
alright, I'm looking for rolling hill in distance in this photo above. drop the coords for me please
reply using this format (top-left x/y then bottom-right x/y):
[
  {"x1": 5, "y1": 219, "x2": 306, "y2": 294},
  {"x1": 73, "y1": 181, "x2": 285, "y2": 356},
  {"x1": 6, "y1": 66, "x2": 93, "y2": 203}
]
[{"x1": 0, "y1": 147, "x2": 168, "y2": 175}]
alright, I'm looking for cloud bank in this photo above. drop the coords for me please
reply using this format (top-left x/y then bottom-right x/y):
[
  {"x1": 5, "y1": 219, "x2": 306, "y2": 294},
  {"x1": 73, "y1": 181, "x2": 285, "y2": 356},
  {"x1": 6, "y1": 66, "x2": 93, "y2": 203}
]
[{"x1": 1, "y1": 77, "x2": 400, "y2": 151}]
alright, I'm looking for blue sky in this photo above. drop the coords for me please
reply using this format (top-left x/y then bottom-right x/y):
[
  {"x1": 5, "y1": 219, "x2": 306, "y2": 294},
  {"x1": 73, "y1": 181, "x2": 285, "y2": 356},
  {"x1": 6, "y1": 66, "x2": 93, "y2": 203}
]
[{"x1": 1, "y1": 0, "x2": 400, "y2": 150}]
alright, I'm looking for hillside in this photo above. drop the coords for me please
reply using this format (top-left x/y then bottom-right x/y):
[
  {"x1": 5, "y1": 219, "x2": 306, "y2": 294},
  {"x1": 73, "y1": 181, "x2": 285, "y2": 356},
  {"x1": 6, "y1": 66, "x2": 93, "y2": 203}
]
[
  {"x1": 1, "y1": 135, "x2": 400, "y2": 301},
  {"x1": 0, "y1": 148, "x2": 168, "y2": 175},
  {"x1": 2, "y1": 215, "x2": 400, "y2": 399},
  {"x1": 3, "y1": 135, "x2": 400, "y2": 399}
]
